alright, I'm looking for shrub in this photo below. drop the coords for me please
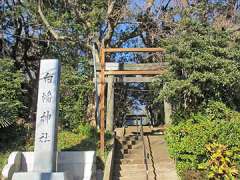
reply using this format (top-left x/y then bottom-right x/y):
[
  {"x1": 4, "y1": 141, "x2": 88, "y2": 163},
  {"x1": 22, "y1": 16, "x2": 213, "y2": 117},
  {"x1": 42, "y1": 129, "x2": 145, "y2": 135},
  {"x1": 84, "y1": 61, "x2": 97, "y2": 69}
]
[
  {"x1": 205, "y1": 101, "x2": 239, "y2": 121},
  {"x1": 73, "y1": 123, "x2": 97, "y2": 138},
  {"x1": 166, "y1": 105, "x2": 240, "y2": 178},
  {"x1": 199, "y1": 143, "x2": 239, "y2": 179},
  {"x1": 57, "y1": 130, "x2": 86, "y2": 150},
  {"x1": 0, "y1": 58, "x2": 24, "y2": 128},
  {"x1": 58, "y1": 125, "x2": 97, "y2": 151},
  {"x1": 154, "y1": 20, "x2": 240, "y2": 122}
]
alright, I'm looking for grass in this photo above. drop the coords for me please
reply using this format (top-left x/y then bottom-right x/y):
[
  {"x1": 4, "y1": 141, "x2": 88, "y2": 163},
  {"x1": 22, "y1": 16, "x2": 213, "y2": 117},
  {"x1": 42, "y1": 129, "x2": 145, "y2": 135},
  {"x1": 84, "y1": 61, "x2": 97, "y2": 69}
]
[{"x1": 58, "y1": 129, "x2": 97, "y2": 151}]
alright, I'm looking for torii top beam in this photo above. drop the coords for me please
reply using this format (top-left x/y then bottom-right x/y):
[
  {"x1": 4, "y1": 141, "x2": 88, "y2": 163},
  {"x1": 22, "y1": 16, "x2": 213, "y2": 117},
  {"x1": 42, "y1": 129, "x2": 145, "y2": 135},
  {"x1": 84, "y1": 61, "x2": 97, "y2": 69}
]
[{"x1": 103, "y1": 47, "x2": 165, "y2": 53}]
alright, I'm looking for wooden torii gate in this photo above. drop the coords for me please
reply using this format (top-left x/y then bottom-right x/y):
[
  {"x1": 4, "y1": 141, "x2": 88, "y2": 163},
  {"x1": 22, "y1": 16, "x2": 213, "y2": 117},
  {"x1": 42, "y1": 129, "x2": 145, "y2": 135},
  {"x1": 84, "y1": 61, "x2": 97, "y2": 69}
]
[{"x1": 98, "y1": 47, "x2": 166, "y2": 154}]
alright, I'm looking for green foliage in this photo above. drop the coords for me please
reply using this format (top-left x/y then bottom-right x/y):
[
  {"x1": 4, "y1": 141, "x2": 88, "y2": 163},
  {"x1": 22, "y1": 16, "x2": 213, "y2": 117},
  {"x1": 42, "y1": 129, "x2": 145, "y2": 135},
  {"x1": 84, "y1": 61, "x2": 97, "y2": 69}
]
[
  {"x1": 154, "y1": 5, "x2": 240, "y2": 179},
  {"x1": 59, "y1": 61, "x2": 93, "y2": 130},
  {"x1": 205, "y1": 101, "x2": 240, "y2": 121},
  {"x1": 57, "y1": 130, "x2": 83, "y2": 150},
  {"x1": 58, "y1": 130, "x2": 95, "y2": 151},
  {"x1": 0, "y1": 59, "x2": 24, "y2": 128},
  {"x1": 155, "y1": 20, "x2": 240, "y2": 121},
  {"x1": 41, "y1": 0, "x2": 107, "y2": 33},
  {"x1": 165, "y1": 102, "x2": 240, "y2": 177},
  {"x1": 58, "y1": 123, "x2": 97, "y2": 152},
  {"x1": 199, "y1": 143, "x2": 239, "y2": 179},
  {"x1": 1, "y1": 0, "x2": 108, "y2": 127},
  {"x1": 73, "y1": 123, "x2": 97, "y2": 138}
]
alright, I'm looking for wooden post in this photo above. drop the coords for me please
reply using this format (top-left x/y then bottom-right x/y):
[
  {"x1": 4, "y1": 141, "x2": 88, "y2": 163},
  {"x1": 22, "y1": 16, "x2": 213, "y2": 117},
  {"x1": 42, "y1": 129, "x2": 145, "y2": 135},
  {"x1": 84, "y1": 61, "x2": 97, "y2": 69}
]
[
  {"x1": 100, "y1": 48, "x2": 105, "y2": 155},
  {"x1": 164, "y1": 100, "x2": 172, "y2": 125},
  {"x1": 106, "y1": 75, "x2": 114, "y2": 132}
]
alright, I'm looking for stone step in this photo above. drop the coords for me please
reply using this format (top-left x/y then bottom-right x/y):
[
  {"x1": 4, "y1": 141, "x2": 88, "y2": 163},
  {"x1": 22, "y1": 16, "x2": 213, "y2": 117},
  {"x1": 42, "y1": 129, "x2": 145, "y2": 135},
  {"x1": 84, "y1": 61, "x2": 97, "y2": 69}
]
[
  {"x1": 115, "y1": 148, "x2": 144, "y2": 157},
  {"x1": 114, "y1": 171, "x2": 175, "y2": 179},
  {"x1": 113, "y1": 127, "x2": 179, "y2": 180},
  {"x1": 116, "y1": 139, "x2": 137, "y2": 145},
  {"x1": 122, "y1": 144, "x2": 134, "y2": 150},
  {"x1": 113, "y1": 170, "x2": 156, "y2": 177},
  {"x1": 114, "y1": 158, "x2": 151, "y2": 164},
  {"x1": 115, "y1": 148, "x2": 141, "y2": 156},
  {"x1": 113, "y1": 176, "x2": 147, "y2": 180},
  {"x1": 118, "y1": 140, "x2": 137, "y2": 147},
  {"x1": 114, "y1": 163, "x2": 149, "y2": 170},
  {"x1": 116, "y1": 135, "x2": 139, "y2": 142},
  {"x1": 112, "y1": 174, "x2": 158, "y2": 180},
  {"x1": 122, "y1": 153, "x2": 147, "y2": 159},
  {"x1": 116, "y1": 166, "x2": 176, "y2": 174},
  {"x1": 115, "y1": 146, "x2": 141, "y2": 156},
  {"x1": 122, "y1": 135, "x2": 139, "y2": 141},
  {"x1": 114, "y1": 152, "x2": 145, "y2": 160},
  {"x1": 113, "y1": 174, "x2": 174, "y2": 180}
]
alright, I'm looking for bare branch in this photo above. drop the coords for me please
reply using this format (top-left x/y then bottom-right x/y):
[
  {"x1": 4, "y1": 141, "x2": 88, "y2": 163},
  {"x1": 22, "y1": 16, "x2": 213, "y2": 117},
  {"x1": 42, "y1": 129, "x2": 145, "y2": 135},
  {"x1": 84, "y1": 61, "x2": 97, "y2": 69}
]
[
  {"x1": 37, "y1": 0, "x2": 63, "y2": 40},
  {"x1": 102, "y1": 22, "x2": 115, "y2": 47},
  {"x1": 113, "y1": 27, "x2": 142, "y2": 47},
  {"x1": 108, "y1": 0, "x2": 117, "y2": 15},
  {"x1": 102, "y1": 0, "x2": 128, "y2": 47},
  {"x1": 102, "y1": 0, "x2": 118, "y2": 47},
  {"x1": 162, "y1": 0, "x2": 171, "y2": 11},
  {"x1": 226, "y1": 0, "x2": 237, "y2": 21}
]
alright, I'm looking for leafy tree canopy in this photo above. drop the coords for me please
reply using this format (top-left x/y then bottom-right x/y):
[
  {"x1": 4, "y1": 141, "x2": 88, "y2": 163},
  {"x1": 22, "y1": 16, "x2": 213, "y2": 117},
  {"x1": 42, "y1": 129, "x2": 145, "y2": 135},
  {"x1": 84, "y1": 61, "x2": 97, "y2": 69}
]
[{"x1": 154, "y1": 15, "x2": 240, "y2": 121}]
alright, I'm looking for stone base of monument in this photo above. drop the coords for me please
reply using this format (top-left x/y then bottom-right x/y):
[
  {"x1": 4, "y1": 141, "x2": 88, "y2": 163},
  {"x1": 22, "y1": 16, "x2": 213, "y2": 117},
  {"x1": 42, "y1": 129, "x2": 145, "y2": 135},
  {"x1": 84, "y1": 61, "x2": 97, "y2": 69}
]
[
  {"x1": 2, "y1": 151, "x2": 96, "y2": 180},
  {"x1": 12, "y1": 172, "x2": 72, "y2": 180}
]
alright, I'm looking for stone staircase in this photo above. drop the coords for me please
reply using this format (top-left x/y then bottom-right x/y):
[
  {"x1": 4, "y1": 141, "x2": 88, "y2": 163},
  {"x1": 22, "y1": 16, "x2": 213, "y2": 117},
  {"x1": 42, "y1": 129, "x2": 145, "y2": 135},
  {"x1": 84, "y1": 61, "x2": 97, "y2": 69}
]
[
  {"x1": 113, "y1": 130, "x2": 156, "y2": 180},
  {"x1": 112, "y1": 126, "x2": 178, "y2": 180}
]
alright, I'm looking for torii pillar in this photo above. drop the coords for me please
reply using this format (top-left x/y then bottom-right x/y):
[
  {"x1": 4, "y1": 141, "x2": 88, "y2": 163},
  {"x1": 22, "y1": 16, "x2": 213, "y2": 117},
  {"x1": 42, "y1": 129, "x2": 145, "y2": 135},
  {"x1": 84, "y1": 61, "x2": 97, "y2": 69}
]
[
  {"x1": 164, "y1": 100, "x2": 172, "y2": 125},
  {"x1": 106, "y1": 76, "x2": 114, "y2": 132}
]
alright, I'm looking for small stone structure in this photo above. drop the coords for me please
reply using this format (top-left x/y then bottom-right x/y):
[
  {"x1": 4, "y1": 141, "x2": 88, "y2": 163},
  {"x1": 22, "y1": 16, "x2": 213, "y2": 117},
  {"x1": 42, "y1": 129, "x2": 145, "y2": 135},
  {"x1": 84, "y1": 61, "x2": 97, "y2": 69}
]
[
  {"x1": 2, "y1": 151, "x2": 96, "y2": 180},
  {"x1": 2, "y1": 59, "x2": 96, "y2": 180}
]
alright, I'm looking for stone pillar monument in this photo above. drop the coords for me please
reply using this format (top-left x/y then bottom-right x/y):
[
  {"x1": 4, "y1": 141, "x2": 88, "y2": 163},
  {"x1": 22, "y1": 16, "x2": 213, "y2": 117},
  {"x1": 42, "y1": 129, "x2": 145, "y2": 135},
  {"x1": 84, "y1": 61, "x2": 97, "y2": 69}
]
[
  {"x1": 33, "y1": 59, "x2": 60, "y2": 172},
  {"x1": 12, "y1": 59, "x2": 72, "y2": 180}
]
